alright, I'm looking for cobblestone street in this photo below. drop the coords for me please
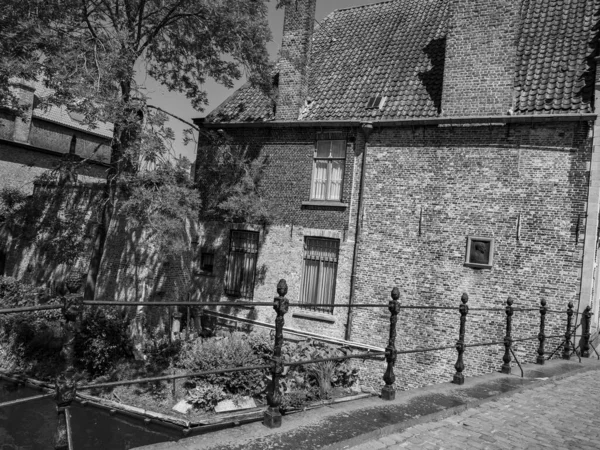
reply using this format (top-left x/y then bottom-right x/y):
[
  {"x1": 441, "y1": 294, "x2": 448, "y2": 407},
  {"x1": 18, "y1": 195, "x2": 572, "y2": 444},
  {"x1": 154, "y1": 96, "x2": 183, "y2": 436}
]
[{"x1": 351, "y1": 369, "x2": 600, "y2": 450}]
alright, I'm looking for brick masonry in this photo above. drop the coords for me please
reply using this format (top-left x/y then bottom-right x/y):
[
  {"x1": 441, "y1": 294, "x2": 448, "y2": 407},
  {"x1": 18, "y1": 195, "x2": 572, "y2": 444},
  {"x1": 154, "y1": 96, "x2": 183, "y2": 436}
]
[
  {"x1": 442, "y1": 0, "x2": 520, "y2": 116},
  {"x1": 350, "y1": 121, "x2": 591, "y2": 388},
  {"x1": 193, "y1": 126, "x2": 365, "y2": 339},
  {"x1": 275, "y1": 0, "x2": 316, "y2": 121}
]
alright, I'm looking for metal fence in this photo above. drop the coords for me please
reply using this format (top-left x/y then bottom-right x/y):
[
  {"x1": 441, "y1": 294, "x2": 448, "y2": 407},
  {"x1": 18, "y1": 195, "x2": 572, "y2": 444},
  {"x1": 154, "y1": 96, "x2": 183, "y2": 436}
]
[{"x1": 0, "y1": 279, "x2": 597, "y2": 449}]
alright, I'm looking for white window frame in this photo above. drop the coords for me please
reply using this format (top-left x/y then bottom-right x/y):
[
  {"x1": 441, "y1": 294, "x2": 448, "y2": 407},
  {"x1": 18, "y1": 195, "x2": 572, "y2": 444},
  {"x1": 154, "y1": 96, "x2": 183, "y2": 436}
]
[{"x1": 310, "y1": 139, "x2": 346, "y2": 202}]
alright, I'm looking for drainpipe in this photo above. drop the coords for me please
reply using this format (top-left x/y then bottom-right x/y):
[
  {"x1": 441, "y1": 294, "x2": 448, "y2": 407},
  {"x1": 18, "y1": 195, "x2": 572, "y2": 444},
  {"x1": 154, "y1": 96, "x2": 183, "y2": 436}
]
[
  {"x1": 579, "y1": 55, "x2": 600, "y2": 339},
  {"x1": 345, "y1": 122, "x2": 373, "y2": 341}
]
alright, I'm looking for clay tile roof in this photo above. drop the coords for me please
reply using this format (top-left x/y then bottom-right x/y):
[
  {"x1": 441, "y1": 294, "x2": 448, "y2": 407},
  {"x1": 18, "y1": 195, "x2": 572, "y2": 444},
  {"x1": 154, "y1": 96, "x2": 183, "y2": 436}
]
[
  {"x1": 206, "y1": 0, "x2": 599, "y2": 123},
  {"x1": 513, "y1": 0, "x2": 599, "y2": 115}
]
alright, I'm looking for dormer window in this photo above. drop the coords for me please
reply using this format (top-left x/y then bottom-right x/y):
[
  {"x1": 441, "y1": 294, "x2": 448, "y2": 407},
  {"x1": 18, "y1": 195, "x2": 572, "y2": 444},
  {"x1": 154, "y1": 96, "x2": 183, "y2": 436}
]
[
  {"x1": 310, "y1": 138, "x2": 346, "y2": 201},
  {"x1": 366, "y1": 96, "x2": 386, "y2": 110}
]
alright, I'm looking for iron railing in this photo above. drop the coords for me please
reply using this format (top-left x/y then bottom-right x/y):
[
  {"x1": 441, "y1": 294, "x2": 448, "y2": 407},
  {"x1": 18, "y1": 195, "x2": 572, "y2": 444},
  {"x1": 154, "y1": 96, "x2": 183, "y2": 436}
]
[{"x1": 0, "y1": 279, "x2": 597, "y2": 449}]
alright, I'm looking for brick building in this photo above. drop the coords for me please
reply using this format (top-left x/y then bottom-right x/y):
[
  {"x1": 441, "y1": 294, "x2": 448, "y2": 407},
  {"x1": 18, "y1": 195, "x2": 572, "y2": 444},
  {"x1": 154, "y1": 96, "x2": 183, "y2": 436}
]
[
  {"x1": 0, "y1": 80, "x2": 111, "y2": 278},
  {"x1": 194, "y1": 0, "x2": 600, "y2": 383},
  {"x1": 0, "y1": 79, "x2": 111, "y2": 190}
]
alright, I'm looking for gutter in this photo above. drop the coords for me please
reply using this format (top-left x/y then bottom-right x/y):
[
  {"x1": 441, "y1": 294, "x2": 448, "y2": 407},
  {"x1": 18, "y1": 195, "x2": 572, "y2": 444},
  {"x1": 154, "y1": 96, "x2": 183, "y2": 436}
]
[
  {"x1": 345, "y1": 123, "x2": 373, "y2": 341},
  {"x1": 0, "y1": 137, "x2": 110, "y2": 168},
  {"x1": 194, "y1": 113, "x2": 597, "y2": 129}
]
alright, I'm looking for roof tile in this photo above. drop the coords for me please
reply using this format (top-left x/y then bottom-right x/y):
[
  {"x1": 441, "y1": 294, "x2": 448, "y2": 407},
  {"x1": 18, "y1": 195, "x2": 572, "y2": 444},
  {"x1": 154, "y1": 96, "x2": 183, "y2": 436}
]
[{"x1": 206, "y1": 0, "x2": 599, "y2": 123}]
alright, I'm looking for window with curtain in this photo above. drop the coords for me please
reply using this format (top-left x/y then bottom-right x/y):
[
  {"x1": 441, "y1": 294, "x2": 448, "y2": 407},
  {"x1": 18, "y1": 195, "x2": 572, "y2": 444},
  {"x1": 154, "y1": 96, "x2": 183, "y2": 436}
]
[
  {"x1": 300, "y1": 237, "x2": 340, "y2": 313},
  {"x1": 224, "y1": 230, "x2": 259, "y2": 299},
  {"x1": 310, "y1": 139, "x2": 346, "y2": 201}
]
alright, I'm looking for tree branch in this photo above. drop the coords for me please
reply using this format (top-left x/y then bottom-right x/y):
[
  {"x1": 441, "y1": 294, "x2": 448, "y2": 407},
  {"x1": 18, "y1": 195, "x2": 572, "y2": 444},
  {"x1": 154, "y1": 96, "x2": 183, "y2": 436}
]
[
  {"x1": 81, "y1": 0, "x2": 99, "y2": 40},
  {"x1": 146, "y1": 105, "x2": 199, "y2": 131},
  {"x1": 135, "y1": 0, "x2": 147, "y2": 50},
  {"x1": 137, "y1": 0, "x2": 187, "y2": 56}
]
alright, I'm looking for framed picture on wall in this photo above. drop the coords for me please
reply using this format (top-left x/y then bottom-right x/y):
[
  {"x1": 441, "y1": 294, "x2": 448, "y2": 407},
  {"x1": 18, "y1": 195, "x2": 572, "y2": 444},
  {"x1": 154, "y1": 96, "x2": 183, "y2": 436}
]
[{"x1": 464, "y1": 236, "x2": 494, "y2": 269}]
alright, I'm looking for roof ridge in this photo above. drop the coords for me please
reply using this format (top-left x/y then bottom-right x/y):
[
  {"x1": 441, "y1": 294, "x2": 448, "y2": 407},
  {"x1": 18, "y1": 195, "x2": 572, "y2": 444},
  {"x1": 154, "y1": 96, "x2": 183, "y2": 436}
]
[{"x1": 334, "y1": 0, "x2": 396, "y2": 14}]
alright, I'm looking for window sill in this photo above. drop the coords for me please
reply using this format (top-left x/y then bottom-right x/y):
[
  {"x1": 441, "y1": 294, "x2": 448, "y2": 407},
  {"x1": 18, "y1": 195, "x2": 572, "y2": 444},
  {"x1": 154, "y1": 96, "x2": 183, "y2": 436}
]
[
  {"x1": 292, "y1": 310, "x2": 336, "y2": 324},
  {"x1": 464, "y1": 263, "x2": 493, "y2": 270},
  {"x1": 194, "y1": 272, "x2": 216, "y2": 277},
  {"x1": 302, "y1": 201, "x2": 348, "y2": 209}
]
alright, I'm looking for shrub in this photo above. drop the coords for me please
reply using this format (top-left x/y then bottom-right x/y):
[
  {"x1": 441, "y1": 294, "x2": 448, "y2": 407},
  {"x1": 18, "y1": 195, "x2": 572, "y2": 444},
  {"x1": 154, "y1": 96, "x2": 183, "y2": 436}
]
[
  {"x1": 178, "y1": 331, "x2": 269, "y2": 397},
  {"x1": 282, "y1": 339, "x2": 359, "y2": 397},
  {"x1": 75, "y1": 307, "x2": 133, "y2": 377},
  {"x1": 186, "y1": 381, "x2": 227, "y2": 411},
  {"x1": 0, "y1": 277, "x2": 63, "y2": 377}
]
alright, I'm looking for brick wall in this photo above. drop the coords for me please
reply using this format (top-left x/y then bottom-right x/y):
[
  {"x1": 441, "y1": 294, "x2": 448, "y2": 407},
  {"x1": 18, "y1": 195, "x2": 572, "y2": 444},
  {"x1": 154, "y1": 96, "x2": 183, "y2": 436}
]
[
  {"x1": 190, "y1": 222, "x2": 354, "y2": 340},
  {"x1": 351, "y1": 121, "x2": 590, "y2": 388},
  {"x1": 193, "y1": 125, "x2": 366, "y2": 339},
  {"x1": 442, "y1": 0, "x2": 520, "y2": 116},
  {"x1": 0, "y1": 111, "x2": 16, "y2": 139},
  {"x1": 197, "y1": 127, "x2": 362, "y2": 230},
  {"x1": 276, "y1": 0, "x2": 316, "y2": 120},
  {"x1": 0, "y1": 141, "x2": 105, "y2": 194},
  {"x1": 29, "y1": 119, "x2": 111, "y2": 163}
]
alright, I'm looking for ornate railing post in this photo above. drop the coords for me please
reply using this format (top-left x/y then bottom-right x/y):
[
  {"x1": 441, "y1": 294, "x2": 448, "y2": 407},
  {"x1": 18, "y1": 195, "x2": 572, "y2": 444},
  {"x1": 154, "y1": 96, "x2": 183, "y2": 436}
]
[
  {"x1": 501, "y1": 297, "x2": 514, "y2": 374},
  {"x1": 54, "y1": 295, "x2": 82, "y2": 449},
  {"x1": 581, "y1": 305, "x2": 592, "y2": 358},
  {"x1": 382, "y1": 287, "x2": 400, "y2": 400},
  {"x1": 264, "y1": 280, "x2": 289, "y2": 428},
  {"x1": 54, "y1": 374, "x2": 76, "y2": 450},
  {"x1": 536, "y1": 299, "x2": 547, "y2": 365},
  {"x1": 453, "y1": 293, "x2": 469, "y2": 385},
  {"x1": 563, "y1": 301, "x2": 574, "y2": 360}
]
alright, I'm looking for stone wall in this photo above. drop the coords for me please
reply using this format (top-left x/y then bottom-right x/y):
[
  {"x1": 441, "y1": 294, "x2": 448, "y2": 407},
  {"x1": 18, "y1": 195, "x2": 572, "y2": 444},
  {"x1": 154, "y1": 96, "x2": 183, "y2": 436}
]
[{"x1": 351, "y1": 121, "x2": 590, "y2": 388}]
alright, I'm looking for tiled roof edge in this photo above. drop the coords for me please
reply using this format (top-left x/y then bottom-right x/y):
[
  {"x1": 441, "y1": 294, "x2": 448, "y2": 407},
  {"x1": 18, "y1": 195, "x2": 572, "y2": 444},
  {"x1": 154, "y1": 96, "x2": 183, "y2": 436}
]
[
  {"x1": 196, "y1": 113, "x2": 597, "y2": 128},
  {"x1": 0, "y1": 137, "x2": 110, "y2": 167},
  {"x1": 335, "y1": 0, "x2": 396, "y2": 13},
  {"x1": 32, "y1": 113, "x2": 113, "y2": 140}
]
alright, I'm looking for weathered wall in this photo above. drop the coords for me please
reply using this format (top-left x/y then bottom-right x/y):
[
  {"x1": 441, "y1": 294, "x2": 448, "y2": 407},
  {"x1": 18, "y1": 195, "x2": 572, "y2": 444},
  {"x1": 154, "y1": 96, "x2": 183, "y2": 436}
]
[
  {"x1": 0, "y1": 141, "x2": 106, "y2": 194},
  {"x1": 29, "y1": 119, "x2": 111, "y2": 162},
  {"x1": 191, "y1": 222, "x2": 353, "y2": 340},
  {"x1": 442, "y1": 0, "x2": 520, "y2": 116},
  {"x1": 193, "y1": 126, "x2": 365, "y2": 339},
  {"x1": 276, "y1": 0, "x2": 316, "y2": 120},
  {"x1": 352, "y1": 121, "x2": 590, "y2": 388}
]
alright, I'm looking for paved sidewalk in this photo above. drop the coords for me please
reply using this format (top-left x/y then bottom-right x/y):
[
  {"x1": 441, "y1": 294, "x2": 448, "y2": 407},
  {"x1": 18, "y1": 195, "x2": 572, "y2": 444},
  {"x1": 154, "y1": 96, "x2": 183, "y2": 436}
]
[
  {"x1": 134, "y1": 359, "x2": 600, "y2": 450},
  {"x1": 350, "y1": 369, "x2": 600, "y2": 450}
]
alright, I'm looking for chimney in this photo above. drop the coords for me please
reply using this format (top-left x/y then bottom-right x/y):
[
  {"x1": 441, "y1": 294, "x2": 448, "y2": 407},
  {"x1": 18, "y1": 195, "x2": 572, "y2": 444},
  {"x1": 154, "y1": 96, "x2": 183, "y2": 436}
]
[
  {"x1": 275, "y1": 0, "x2": 316, "y2": 121},
  {"x1": 10, "y1": 79, "x2": 36, "y2": 143},
  {"x1": 441, "y1": 0, "x2": 520, "y2": 116}
]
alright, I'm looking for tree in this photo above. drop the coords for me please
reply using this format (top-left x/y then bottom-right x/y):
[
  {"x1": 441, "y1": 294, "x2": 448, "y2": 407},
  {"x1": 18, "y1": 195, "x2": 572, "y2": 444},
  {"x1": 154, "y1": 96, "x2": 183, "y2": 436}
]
[{"x1": 1, "y1": 0, "x2": 280, "y2": 299}]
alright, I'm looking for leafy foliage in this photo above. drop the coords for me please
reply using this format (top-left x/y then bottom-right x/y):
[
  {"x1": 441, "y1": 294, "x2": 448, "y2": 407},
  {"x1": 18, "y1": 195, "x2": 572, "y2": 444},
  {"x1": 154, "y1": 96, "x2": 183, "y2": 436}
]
[
  {"x1": 119, "y1": 160, "x2": 202, "y2": 256},
  {"x1": 75, "y1": 307, "x2": 133, "y2": 377},
  {"x1": 282, "y1": 340, "x2": 360, "y2": 397},
  {"x1": 197, "y1": 140, "x2": 273, "y2": 224},
  {"x1": 178, "y1": 331, "x2": 270, "y2": 397},
  {"x1": 1, "y1": 0, "x2": 280, "y2": 300},
  {"x1": 185, "y1": 381, "x2": 227, "y2": 411},
  {"x1": 0, "y1": 277, "x2": 63, "y2": 377},
  {"x1": 0, "y1": 178, "x2": 95, "y2": 266}
]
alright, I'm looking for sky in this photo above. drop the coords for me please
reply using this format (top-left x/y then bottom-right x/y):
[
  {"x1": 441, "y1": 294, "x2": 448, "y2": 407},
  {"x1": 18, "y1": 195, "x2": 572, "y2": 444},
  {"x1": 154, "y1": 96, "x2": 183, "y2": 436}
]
[{"x1": 142, "y1": 0, "x2": 381, "y2": 162}]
